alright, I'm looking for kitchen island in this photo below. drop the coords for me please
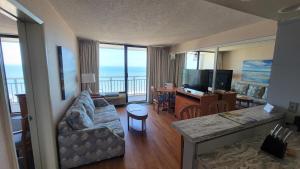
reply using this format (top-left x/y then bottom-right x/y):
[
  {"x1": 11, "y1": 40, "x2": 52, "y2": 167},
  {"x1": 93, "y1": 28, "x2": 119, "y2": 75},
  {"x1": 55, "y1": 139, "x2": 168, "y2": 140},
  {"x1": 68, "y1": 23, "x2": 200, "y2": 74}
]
[{"x1": 172, "y1": 106, "x2": 285, "y2": 169}]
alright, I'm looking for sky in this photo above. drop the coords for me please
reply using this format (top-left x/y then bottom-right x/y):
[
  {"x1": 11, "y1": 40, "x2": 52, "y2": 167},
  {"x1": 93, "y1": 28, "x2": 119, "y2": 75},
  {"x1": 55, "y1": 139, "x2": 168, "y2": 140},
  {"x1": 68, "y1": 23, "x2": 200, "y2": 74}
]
[
  {"x1": 2, "y1": 41, "x2": 22, "y2": 65},
  {"x1": 99, "y1": 47, "x2": 147, "y2": 67},
  {"x1": 2, "y1": 41, "x2": 147, "y2": 67}
]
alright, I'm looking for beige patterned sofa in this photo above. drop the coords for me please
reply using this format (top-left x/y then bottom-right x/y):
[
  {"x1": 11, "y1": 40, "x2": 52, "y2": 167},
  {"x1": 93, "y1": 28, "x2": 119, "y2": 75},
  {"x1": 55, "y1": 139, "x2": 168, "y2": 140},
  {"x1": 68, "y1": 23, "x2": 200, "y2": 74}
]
[
  {"x1": 232, "y1": 81, "x2": 268, "y2": 105},
  {"x1": 57, "y1": 91, "x2": 125, "y2": 169}
]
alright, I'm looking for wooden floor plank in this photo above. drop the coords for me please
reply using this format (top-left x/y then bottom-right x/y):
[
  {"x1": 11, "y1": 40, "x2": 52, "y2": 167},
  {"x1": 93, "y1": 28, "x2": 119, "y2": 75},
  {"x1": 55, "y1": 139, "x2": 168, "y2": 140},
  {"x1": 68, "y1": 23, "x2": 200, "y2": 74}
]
[{"x1": 79, "y1": 103, "x2": 181, "y2": 169}]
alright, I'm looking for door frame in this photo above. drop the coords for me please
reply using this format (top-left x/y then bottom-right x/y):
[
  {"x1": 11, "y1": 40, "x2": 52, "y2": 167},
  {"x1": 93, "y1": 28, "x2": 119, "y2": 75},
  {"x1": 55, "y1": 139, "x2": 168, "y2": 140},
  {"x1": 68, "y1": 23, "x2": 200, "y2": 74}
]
[
  {"x1": 0, "y1": 33, "x2": 19, "y2": 169},
  {"x1": 0, "y1": 1, "x2": 45, "y2": 169}
]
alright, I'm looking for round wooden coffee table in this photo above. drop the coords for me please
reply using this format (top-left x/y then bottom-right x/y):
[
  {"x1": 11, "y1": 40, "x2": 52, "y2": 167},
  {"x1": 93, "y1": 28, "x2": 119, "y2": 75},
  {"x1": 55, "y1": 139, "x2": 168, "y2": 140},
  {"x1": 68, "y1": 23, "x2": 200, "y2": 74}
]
[{"x1": 126, "y1": 104, "x2": 148, "y2": 132}]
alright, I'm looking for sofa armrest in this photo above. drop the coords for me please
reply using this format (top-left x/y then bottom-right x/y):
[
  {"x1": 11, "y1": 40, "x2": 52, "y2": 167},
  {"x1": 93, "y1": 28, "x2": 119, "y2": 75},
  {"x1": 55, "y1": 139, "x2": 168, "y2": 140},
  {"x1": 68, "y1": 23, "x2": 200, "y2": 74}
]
[
  {"x1": 93, "y1": 98, "x2": 110, "y2": 107},
  {"x1": 57, "y1": 125, "x2": 125, "y2": 169}
]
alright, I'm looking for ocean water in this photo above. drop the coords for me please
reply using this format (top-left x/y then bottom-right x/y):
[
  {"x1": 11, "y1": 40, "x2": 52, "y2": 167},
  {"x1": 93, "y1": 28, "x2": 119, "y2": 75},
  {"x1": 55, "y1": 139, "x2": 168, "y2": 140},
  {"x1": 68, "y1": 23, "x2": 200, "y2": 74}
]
[
  {"x1": 5, "y1": 65, "x2": 147, "y2": 100},
  {"x1": 4, "y1": 65, "x2": 146, "y2": 78},
  {"x1": 100, "y1": 66, "x2": 146, "y2": 77}
]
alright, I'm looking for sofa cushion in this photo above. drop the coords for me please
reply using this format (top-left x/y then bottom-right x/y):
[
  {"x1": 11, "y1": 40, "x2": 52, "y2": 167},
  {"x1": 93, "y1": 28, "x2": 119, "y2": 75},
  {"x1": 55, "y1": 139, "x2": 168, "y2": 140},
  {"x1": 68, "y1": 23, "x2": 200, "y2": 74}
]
[
  {"x1": 247, "y1": 85, "x2": 265, "y2": 99},
  {"x1": 76, "y1": 92, "x2": 96, "y2": 121},
  {"x1": 65, "y1": 104, "x2": 93, "y2": 130},
  {"x1": 262, "y1": 87, "x2": 268, "y2": 100},
  {"x1": 95, "y1": 105, "x2": 116, "y2": 113},
  {"x1": 94, "y1": 105, "x2": 120, "y2": 124},
  {"x1": 93, "y1": 98, "x2": 110, "y2": 107},
  {"x1": 94, "y1": 120, "x2": 124, "y2": 138},
  {"x1": 233, "y1": 82, "x2": 249, "y2": 95}
]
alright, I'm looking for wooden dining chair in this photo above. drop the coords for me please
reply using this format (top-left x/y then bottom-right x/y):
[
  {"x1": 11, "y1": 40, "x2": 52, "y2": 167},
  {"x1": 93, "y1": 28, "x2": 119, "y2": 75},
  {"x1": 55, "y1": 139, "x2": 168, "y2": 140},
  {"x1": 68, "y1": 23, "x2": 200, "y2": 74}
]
[
  {"x1": 178, "y1": 105, "x2": 203, "y2": 169},
  {"x1": 220, "y1": 92, "x2": 237, "y2": 111},
  {"x1": 13, "y1": 116, "x2": 31, "y2": 169},
  {"x1": 14, "y1": 94, "x2": 31, "y2": 169},
  {"x1": 208, "y1": 100, "x2": 229, "y2": 114},
  {"x1": 179, "y1": 104, "x2": 203, "y2": 120},
  {"x1": 199, "y1": 94, "x2": 219, "y2": 115},
  {"x1": 151, "y1": 86, "x2": 167, "y2": 114}
]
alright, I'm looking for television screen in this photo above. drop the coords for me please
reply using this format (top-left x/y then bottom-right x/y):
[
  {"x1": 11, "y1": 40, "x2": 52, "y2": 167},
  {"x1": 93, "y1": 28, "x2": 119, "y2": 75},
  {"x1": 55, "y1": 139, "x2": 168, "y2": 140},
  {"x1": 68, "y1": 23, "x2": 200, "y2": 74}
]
[
  {"x1": 182, "y1": 69, "x2": 233, "y2": 92},
  {"x1": 182, "y1": 69, "x2": 209, "y2": 92},
  {"x1": 208, "y1": 70, "x2": 233, "y2": 91}
]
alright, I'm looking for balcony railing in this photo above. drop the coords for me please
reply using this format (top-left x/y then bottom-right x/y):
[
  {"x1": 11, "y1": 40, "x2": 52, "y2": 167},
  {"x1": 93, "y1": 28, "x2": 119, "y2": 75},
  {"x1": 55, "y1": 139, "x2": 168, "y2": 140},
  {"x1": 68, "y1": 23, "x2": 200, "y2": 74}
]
[
  {"x1": 7, "y1": 76, "x2": 147, "y2": 104},
  {"x1": 6, "y1": 78, "x2": 26, "y2": 103},
  {"x1": 99, "y1": 76, "x2": 147, "y2": 96}
]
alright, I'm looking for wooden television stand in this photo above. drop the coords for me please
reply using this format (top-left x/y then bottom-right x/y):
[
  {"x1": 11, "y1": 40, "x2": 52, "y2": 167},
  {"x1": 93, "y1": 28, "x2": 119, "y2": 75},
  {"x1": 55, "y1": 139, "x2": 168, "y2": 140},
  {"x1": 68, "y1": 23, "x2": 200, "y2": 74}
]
[{"x1": 175, "y1": 88, "x2": 205, "y2": 118}]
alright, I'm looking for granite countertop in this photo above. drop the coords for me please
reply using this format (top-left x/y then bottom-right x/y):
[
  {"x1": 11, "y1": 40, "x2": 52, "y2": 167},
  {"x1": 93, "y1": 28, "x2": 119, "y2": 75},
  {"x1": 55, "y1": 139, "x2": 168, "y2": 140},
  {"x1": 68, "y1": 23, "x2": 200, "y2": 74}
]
[
  {"x1": 172, "y1": 106, "x2": 285, "y2": 143},
  {"x1": 198, "y1": 132, "x2": 300, "y2": 169}
]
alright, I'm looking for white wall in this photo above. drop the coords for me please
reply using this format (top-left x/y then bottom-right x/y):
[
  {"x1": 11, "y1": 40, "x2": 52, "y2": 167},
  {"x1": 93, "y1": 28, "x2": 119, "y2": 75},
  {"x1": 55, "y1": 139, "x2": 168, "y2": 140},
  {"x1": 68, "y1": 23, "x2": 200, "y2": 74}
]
[
  {"x1": 0, "y1": 13, "x2": 18, "y2": 35},
  {"x1": 268, "y1": 19, "x2": 300, "y2": 122},
  {"x1": 221, "y1": 41, "x2": 275, "y2": 81},
  {"x1": 171, "y1": 20, "x2": 277, "y2": 53}
]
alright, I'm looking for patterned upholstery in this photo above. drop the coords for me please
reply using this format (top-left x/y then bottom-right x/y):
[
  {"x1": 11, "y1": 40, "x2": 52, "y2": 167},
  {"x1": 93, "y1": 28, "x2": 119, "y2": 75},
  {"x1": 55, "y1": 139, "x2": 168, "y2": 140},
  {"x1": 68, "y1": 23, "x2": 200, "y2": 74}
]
[
  {"x1": 93, "y1": 98, "x2": 110, "y2": 107},
  {"x1": 65, "y1": 103, "x2": 93, "y2": 130},
  {"x1": 233, "y1": 82, "x2": 249, "y2": 95},
  {"x1": 232, "y1": 81, "x2": 268, "y2": 105},
  {"x1": 247, "y1": 85, "x2": 265, "y2": 99},
  {"x1": 262, "y1": 87, "x2": 268, "y2": 100},
  {"x1": 76, "y1": 90, "x2": 96, "y2": 120},
  {"x1": 57, "y1": 91, "x2": 125, "y2": 169}
]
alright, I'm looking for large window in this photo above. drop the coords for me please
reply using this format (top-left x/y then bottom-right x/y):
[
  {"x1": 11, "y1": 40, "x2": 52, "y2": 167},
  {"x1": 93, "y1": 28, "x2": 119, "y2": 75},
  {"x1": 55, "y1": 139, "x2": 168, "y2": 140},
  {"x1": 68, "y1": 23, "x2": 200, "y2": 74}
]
[
  {"x1": 185, "y1": 51, "x2": 215, "y2": 69},
  {"x1": 186, "y1": 52, "x2": 198, "y2": 69},
  {"x1": 99, "y1": 44, "x2": 125, "y2": 93},
  {"x1": 1, "y1": 37, "x2": 25, "y2": 113},
  {"x1": 99, "y1": 44, "x2": 147, "y2": 102}
]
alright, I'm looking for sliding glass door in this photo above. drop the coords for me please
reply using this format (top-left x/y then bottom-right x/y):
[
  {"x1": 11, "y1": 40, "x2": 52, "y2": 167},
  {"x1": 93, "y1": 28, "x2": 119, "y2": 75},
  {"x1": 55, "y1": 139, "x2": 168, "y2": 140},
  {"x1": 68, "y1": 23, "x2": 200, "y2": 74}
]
[
  {"x1": 99, "y1": 44, "x2": 125, "y2": 94},
  {"x1": 99, "y1": 44, "x2": 147, "y2": 103},
  {"x1": 127, "y1": 46, "x2": 147, "y2": 102}
]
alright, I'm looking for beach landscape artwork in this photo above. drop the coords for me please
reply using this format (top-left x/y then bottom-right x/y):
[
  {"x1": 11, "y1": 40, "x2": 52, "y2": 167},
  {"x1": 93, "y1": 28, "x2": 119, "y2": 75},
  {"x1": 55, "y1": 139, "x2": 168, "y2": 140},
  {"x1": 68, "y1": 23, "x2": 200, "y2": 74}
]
[
  {"x1": 57, "y1": 46, "x2": 76, "y2": 100},
  {"x1": 242, "y1": 60, "x2": 272, "y2": 84}
]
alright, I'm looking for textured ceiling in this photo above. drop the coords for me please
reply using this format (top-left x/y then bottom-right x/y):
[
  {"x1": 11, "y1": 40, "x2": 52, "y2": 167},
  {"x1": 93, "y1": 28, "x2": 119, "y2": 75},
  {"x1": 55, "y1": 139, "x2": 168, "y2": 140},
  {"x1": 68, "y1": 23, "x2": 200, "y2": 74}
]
[
  {"x1": 49, "y1": 0, "x2": 265, "y2": 46},
  {"x1": 205, "y1": 0, "x2": 300, "y2": 22}
]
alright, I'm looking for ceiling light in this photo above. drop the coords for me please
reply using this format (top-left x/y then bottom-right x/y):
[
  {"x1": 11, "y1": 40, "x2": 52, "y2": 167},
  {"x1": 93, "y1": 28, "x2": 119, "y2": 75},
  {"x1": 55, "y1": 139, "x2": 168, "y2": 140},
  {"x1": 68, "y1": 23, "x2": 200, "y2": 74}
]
[{"x1": 278, "y1": 3, "x2": 300, "y2": 13}]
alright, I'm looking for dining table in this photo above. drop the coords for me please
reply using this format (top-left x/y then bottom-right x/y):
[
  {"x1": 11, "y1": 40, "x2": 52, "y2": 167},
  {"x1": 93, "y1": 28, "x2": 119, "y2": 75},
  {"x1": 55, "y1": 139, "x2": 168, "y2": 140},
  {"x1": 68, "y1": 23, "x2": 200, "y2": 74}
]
[{"x1": 157, "y1": 87, "x2": 177, "y2": 113}]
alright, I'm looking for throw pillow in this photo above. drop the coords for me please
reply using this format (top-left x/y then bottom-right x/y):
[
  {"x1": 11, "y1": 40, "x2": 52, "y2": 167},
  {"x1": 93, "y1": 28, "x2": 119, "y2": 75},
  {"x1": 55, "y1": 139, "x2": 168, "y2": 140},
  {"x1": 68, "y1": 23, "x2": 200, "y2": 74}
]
[
  {"x1": 234, "y1": 83, "x2": 249, "y2": 95},
  {"x1": 66, "y1": 103, "x2": 93, "y2": 130},
  {"x1": 262, "y1": 88, "x2": 268, "y2": 100},
  {"x1": 76, "y1": 96, "x2": 95, "y2": 121},
  {"x1": 247, "y1": 85, "x2": 265, "y2": 99}
]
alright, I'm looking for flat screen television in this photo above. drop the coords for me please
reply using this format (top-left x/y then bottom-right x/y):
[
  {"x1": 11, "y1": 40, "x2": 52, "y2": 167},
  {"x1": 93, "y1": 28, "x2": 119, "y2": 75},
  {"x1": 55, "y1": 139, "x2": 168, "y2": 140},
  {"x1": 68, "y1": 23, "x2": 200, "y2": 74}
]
[
  {"x1": 182, "y1": 69, "x2": 233, "y2": 92},
  {"x1": 182, "y1": 69, "x2": 209, "y2": 92},
  {"x1": 208, "y1": 70, "x2": 233, "y2": 91}
]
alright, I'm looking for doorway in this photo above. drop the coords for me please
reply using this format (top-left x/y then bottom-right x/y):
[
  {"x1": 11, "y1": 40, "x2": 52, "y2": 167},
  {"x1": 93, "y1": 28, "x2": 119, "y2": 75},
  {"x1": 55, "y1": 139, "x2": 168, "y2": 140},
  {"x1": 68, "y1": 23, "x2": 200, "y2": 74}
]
[
  {"x1": 99, "y1": 44, "x2": 147, "y2": 103},
  {"x1": 0, "y1": 36, "x2": 35, "y2": 169}
]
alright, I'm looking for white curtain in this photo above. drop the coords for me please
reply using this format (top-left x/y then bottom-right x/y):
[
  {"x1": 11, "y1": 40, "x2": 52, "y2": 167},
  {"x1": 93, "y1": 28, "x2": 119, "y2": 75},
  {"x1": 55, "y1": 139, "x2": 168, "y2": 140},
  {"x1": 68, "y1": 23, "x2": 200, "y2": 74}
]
[
  {"x1": 78, "y1": 39, "x2": 99, "y2": 93},
  {"x1": 174, "y1": 53, "x2": 186, "y2": 87},
  {"x1": 148, "y1": 46, "x2": 171, "y2": 101}
]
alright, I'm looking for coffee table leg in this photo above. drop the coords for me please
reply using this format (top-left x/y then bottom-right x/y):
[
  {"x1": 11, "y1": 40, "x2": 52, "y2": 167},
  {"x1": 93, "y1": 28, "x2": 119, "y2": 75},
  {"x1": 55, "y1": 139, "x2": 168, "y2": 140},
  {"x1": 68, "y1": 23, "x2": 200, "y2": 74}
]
[{"x1": 127, "y1": 115, "x2": 129, "y2": 131}]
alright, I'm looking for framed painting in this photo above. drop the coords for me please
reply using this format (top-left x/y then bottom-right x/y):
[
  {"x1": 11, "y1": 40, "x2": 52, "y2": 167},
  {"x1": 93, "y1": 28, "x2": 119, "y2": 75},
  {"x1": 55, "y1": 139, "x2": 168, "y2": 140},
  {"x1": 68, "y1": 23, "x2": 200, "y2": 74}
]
[
  {"x1": 242, "y1": 60, "x2": 272, "y2": 84},
  {"x1": 57, "y1": 46, "x2": 76, "y2": 100}
]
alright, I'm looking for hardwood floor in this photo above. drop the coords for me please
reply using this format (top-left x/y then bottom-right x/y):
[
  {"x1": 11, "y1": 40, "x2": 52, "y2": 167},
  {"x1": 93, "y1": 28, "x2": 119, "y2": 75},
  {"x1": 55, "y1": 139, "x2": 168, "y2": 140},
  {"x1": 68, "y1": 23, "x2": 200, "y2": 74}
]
[{"x1": 79, "y1": 103, "x2": 181, "y2": 169}]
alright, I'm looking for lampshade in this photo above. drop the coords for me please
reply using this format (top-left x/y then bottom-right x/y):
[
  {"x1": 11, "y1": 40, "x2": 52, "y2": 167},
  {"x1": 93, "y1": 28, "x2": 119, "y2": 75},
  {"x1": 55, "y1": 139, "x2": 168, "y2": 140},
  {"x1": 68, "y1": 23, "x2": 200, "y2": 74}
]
[{"x1": 81, "y1": 73, "x2": 96, "y2": 83}]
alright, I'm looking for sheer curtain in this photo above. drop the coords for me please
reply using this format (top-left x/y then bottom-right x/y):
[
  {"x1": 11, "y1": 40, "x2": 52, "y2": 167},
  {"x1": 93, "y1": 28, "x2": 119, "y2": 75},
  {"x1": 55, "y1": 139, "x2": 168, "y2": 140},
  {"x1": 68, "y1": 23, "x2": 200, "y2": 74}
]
[{"x1": 78, "y1": 39, "x2": 99, "y2": 93}]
